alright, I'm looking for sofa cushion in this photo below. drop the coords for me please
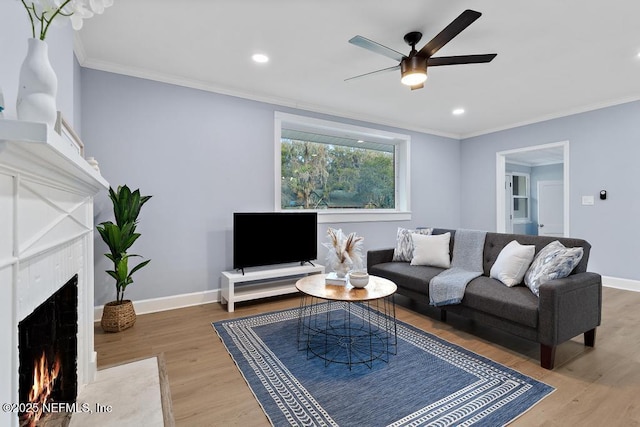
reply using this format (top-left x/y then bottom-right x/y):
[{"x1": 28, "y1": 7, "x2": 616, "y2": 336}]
[
  {"x1": 410, "y1": 232, "x2": 451, "y2": 268},
  {"x1": 490, "y1": 240, "x2": 536, "y2": 287},
  {"x1": 368, "y1": 262, "x2": 444, "y2": 296},
  {"x1": 460, "y1": 276, "x2": 539, "y2": 328}
]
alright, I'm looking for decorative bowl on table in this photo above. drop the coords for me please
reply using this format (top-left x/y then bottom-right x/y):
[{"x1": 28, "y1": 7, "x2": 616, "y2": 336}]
[{"x1": 349, "y1": 272, "x2": 370, "y2": 288}]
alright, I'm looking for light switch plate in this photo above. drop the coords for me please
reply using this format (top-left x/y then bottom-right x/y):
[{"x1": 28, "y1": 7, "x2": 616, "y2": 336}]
[{"x1": 582, "y1": 195, "x2": 594, "y2": 205}]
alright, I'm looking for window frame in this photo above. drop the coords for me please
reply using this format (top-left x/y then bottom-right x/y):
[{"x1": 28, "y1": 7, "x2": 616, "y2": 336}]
[
  {"x1": 274, "y1": 112, "x2": 411, "y2": 223},
  {"x1": 510, "y1": 172, "x2": 531, "y2": 224}
]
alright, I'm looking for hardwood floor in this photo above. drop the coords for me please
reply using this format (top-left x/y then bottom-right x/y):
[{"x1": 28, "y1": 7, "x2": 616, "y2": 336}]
[{"x1": 95, "y1": 287, "x2": 640, "y2": 426}]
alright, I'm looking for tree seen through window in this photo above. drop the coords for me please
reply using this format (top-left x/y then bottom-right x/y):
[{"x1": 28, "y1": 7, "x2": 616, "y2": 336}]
[{"x1": 281, "y1": 139, "x2": 395, "y2": 210}]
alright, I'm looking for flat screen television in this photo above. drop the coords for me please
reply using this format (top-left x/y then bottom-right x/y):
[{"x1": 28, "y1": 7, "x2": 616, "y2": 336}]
[{"x1": 233, "y1": 212, "x2": 317, "y2": 271}]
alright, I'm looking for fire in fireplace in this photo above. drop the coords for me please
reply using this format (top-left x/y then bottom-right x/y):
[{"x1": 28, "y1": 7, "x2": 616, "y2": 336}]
[
  {"x1": 22, "y1": 352, "x2": 62, "y2": 426},
  {"x1": 18, "y1": 275, "x2": 78, "y2": 427}
]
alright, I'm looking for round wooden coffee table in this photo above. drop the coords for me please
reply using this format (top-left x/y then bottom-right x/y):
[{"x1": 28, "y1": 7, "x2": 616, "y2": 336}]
[{"x1": 295, "y1": 274, "x2": 397, "y2": 368}]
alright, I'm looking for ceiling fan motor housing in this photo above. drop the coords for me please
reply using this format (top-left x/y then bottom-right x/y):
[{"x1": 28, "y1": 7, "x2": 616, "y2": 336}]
[{"x1": 401, "y1": 56, "x2": 427, "y2": 84}]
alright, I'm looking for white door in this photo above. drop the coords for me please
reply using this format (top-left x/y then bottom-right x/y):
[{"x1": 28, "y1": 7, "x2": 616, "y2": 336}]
[{"x1": 538, "y1": 180, "x2": 563, "y2": 236}]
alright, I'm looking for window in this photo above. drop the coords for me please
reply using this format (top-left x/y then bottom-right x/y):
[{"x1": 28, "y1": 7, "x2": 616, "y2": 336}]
[
  {"x1": 510, "y1": 173, "x2": 530, "y2": 223},
  {"x1": 275, "y1": 112, "x2": 410, "y2": 223}
]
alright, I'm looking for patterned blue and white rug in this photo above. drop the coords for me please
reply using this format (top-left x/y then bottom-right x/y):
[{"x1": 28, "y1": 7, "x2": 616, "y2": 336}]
[{"x1": 213, "y1": 302, "x2": 554, "y2": 426}]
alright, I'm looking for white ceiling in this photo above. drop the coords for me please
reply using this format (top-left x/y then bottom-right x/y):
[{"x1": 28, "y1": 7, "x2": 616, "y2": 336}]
[{"x1": 75, "y1": 0, "x2": 640, "y2": 139}]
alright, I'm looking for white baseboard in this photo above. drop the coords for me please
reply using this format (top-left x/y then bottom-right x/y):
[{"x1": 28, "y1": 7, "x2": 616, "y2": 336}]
[
  {"x1": 93, "y1": 275, "x2": 639, "y2": 321},
  {"x1": 602, "y1": 276, "x2": 640, "y2": 293},
  {"x1": 94, "y1": 289, "x2": 221, "y2": 322}
]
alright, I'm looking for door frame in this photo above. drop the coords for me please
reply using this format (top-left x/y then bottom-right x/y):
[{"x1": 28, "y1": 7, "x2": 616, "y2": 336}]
[
  {"x1": 496, "y1": 141, "x2": 570, "y2": 236},
  {"x1": 505, "y1": 173, "x2": 513, "y2": 233}
]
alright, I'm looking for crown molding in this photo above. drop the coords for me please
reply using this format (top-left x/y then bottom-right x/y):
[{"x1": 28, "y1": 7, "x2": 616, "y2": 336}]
[
  {"x1": 74, "y1": 43, "x2": 640, "y2": 142},
  {"x1": 74, "y1": 54, "x2": 460, "y2": 140},
  {"x1": 73, "y1": 32, "x2": 87, "y2": 64},
  {"x1": 461, "y1": 95, "x2": 640, "y2": 139}
]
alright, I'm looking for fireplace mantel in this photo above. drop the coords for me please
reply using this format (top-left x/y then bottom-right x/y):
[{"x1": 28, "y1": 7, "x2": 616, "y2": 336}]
[
  {"x1": 0, "y1": 119, "x2": 107, "y2": 192},
  {"x1": 0, "y1": 119, "x2": 108, "y2": 427}
]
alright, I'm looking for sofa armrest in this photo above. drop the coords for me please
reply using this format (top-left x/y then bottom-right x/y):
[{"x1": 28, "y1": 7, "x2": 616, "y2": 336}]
[
  {"x1": 538, "y1": 272, "x2": 602, "y2": 346},
  {"x1": 367, "y1": 248, "x2": 395, "y2": 270}
]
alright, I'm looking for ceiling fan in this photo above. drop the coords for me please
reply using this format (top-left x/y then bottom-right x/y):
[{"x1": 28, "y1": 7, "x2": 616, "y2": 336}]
[{"x1": 346, "y1": 9, "x2": 497, "y2": 90}]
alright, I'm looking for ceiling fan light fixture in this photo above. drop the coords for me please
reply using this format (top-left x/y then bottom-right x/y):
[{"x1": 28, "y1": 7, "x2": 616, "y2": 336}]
[
  {"x1": 401, "y1": 71, "x2": 427, "y2": 86},
  {"x1": 400, "y1": 57, "x2": 427, "y2": 86}
]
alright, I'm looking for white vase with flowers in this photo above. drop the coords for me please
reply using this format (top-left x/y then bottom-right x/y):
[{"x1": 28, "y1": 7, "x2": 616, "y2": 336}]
[
  {"x1": 323, "y1": 228, "x2": 364, "y2": 277},
  {"x1": 17, "y1": 0, "x2": 114, "y2": 126}
]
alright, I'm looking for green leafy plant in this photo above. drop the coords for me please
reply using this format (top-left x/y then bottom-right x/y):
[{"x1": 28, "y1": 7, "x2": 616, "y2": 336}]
[{"x1": 97, "y1": 186, "x2": 151, "y2": 304}]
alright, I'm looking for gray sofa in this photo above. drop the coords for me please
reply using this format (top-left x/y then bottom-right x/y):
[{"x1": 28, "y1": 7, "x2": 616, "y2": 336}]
[{"x1": 367, "y1": 228, "x2": 602, "y2": 369}]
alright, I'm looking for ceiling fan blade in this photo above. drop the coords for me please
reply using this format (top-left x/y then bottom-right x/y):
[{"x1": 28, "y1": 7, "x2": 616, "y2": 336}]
[
  {"x1": 345, "y1": 65, "x2": 400, "y2": 81},
  {"x1": 418, "y1": 9, "x2": 482, "y2": 58},
  {"x1": 428, "y1": 53, "x2": 497, "y2": 66},
  {"x1": 349, "y1": 35, "x2": 405, "y2": 62},
  {"x1": 410, "y1": 83, "x2": 424, "y2": 91}
]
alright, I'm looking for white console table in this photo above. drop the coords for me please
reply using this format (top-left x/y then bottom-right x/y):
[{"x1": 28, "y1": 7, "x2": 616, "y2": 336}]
[{"x1": 221, "y1": 264, "x2": 325, "y2": 312}]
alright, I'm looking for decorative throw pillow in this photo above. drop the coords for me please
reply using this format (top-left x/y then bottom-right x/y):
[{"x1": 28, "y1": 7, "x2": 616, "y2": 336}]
[
  {"x1": 410, "y1": 232, "x2": 451, "y2": 268},
  {"x1": 524, "y1": 240, "x2": 584, "y2": 297},
  {"x1": 490, "y1": 240, "x2": 536, "y2": 287},
  {"x1": 392, "y1": 227, "x2": 432, "y2": 262}
]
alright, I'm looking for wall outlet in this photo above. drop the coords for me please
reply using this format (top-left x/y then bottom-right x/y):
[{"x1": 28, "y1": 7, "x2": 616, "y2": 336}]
[{"x1": 582, "y1": 195, "x2": 594, "y2": 205}]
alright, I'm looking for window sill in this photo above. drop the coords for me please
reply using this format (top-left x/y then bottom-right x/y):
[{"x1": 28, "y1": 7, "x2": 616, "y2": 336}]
[{"x1": 316, "y1": 210, "x2": 411, "y2": 224}]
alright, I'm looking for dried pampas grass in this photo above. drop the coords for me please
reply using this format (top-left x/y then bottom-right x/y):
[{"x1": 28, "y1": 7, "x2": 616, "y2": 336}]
[{"x1": 323, "y1": 228, "x2": 364, "y2": 271}]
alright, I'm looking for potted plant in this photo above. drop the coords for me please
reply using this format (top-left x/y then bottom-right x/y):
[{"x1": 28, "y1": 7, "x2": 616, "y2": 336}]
[{"x1": 97, "y1": 185, "x2": 151, "y2": 332}]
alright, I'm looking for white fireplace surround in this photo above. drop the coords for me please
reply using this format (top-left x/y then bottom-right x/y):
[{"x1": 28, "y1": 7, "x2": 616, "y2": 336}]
[{"x1": 0, "y1": 120, "x2": 108, "y2": 427}]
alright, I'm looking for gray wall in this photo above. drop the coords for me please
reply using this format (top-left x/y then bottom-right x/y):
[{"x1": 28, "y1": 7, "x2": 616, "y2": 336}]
[
  {"x1": 0, "y1": 3, "x2": 77, "y2": 126},
  {"x1": 460, "y1": 101, "x2": 640, "y2": 280},
  {"x1": 4, "y1": 0, "x2": 636, "y2": 297},
  {"x1": 81, "y1": 69, "x2": 461, "y2": 305}
]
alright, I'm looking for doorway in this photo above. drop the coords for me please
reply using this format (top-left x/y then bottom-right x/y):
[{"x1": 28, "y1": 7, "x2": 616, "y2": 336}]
[{"x1": 496, "y1": 141, "x2": 569, "y2": 236}]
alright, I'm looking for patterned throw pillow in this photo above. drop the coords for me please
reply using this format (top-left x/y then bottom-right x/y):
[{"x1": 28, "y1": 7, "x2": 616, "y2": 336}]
[
  {"x1": 524, "y1": 240, "x2": 584, "y2": 297},
  {"x1": 392, "y1": 227, "x2": 432, "y2": 262}
]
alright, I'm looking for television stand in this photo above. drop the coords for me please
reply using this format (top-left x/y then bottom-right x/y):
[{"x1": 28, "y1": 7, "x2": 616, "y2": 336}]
[{"x1": 221, "y1": 264, "x2": 325, "y2": 312}]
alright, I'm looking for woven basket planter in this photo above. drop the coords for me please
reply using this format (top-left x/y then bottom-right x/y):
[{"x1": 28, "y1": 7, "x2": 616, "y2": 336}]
[{"x1": 101, "y1": 300, "x2": 136, "y2": 332}]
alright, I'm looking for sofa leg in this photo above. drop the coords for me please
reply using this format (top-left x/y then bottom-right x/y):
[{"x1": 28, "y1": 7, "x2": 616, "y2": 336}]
[
  {"x1": 540, "y1": 344, "x2": 556, "y2": 370},
  {"x1": 440, "y1": 309, "x2": 447, "y2": 322},
  {"x1": 584, "y1": 328, "x2": 596, "y2": 347}
]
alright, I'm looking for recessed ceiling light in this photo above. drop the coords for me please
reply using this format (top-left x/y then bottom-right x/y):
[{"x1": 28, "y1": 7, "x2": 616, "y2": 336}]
[
  {"x1": 252, "y1": 53, "x2": 269, "y2": 63},
  {"x1": 452, "y1": 108, "x2": 465, "y2": 115}
]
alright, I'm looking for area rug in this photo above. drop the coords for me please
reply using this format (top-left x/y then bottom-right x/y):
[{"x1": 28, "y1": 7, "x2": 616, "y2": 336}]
[{"x1": 213, "y1": 302, "x2": 554, "y2": 426}]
